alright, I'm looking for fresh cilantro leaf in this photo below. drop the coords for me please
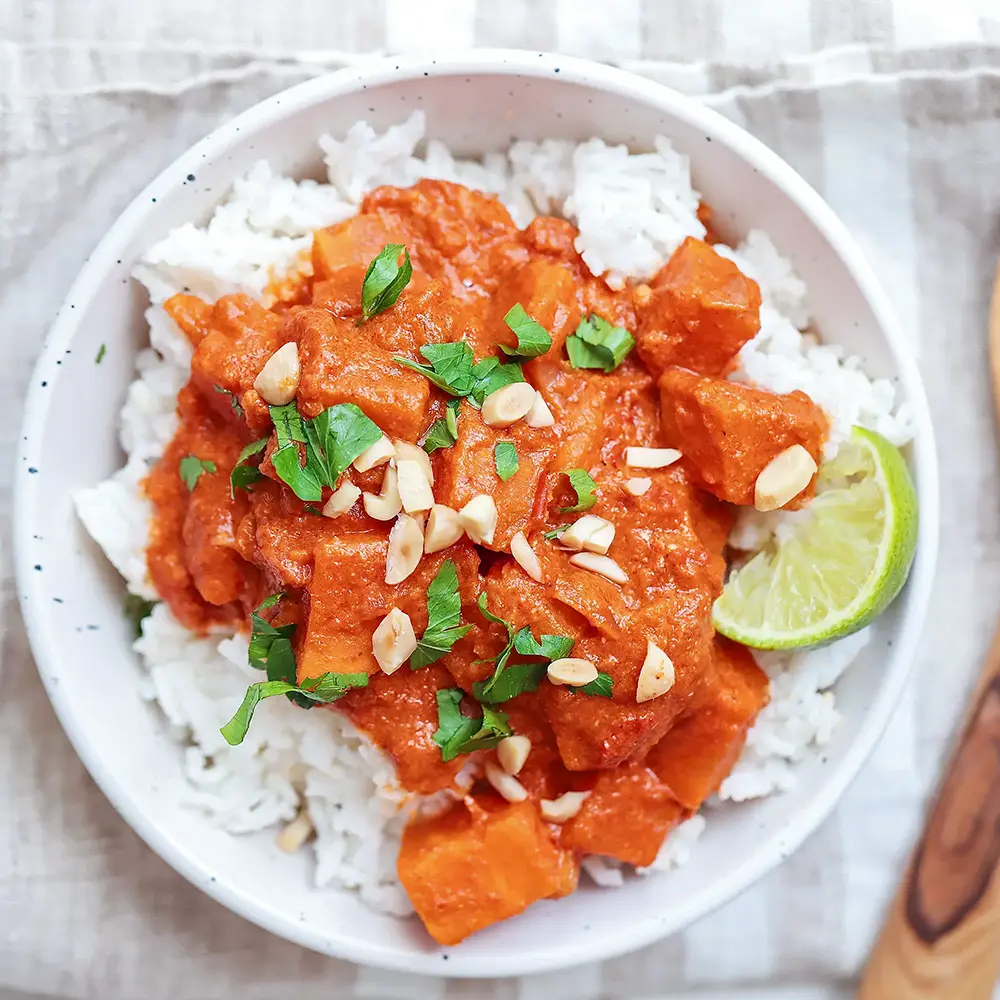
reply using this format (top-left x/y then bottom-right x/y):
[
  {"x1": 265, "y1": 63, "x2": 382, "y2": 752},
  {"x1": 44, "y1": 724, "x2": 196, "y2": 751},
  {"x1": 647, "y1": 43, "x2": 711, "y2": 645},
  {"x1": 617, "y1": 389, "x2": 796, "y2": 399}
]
[
  {"x1": 473, "y1": 662, "x2": 546, "y2": 704},
  {"x1": 359, "y1": 244, "x2": 412, "y2": 323},
  {"x1": 395, "y1": 341, "x2": 476, "y2": 396},
  {"x1": 220, "y1": 672, "x2": 369, "y2": 745},
  {"x1": 422, "y1": 399, "x2": 461, "y2": 454},
  {"x1": 453, "y1": 704, "x2": 512, "y2": 755},
  {"x1": 432, "y1": 688, "x2": 512, "y2": 761},
  {"x1": 470, "y1": 357, "x2": 526, "y2": 408},
  {"x1": 500, "y1": 303, "x2": 552, "y2": 359},
  {"x1": 124, "y1": 593, "x2": 156, "y2": 639},
  {"x1": 178, "y1": 455, "x2": 216, "y2": 491},
  {"x1": 512, "y1": 627, "x2": 574, "y2": 660},
  {"x1": 95, "y1": 343, "x2": 106, "y2": 364},
  {"x1": 475, "y1": 593, "x2": 519, "y2": 701},
  {"x1": 576, "y1": 672, "x2": 614, "y2": 698},
  {"x1": 304, "y1": 403, "x2": 383, "y2": 484},
  {"x1": 543, "y1": 524, "x2": 570, "y2": 540},
  {"x1": 230, "y1": 437, "x2": 268, "y2": 496},
  {"x1": 269, "y1": 402, "x2": 381, "y2": 503},
  {"x1": 248, "y1": 593, "x2": 295, "y2": 671},
  {"x1": 411, "y1": 559, "x2": 473, "y2": 669},
  {"x1": 494, "y1": 441, "x2": 519, "y2": 482},
  {"x1": 477, "y1": 592, "x2": 515, "y2": 641},
  {"x1": 560, "y1": 468, "x2": 598, "y2": 512},
  {"x1": 432, "y1": 688, "x2": 478, "y2": 760},
  {"x1": 213, "y1": 384, "x2": 244, "y2": 418},
  {"x1": 565, "y1": 314, "x2": 635, "y2": 372}
]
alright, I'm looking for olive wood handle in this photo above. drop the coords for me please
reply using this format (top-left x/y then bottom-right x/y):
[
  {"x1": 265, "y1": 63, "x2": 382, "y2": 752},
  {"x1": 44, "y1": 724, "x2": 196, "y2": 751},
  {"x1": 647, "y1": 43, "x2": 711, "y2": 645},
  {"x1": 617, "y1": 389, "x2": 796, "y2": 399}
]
[{"x1": 857, "y1": 622, "x2": 1000, "y2": 998}]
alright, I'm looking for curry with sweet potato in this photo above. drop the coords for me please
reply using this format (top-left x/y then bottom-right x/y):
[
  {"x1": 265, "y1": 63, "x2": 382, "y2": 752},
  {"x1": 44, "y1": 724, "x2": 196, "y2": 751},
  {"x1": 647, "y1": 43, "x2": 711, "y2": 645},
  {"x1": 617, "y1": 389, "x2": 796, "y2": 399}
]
[{"x1": 145, "y1": 179, "x2": 827, "y2": 945}]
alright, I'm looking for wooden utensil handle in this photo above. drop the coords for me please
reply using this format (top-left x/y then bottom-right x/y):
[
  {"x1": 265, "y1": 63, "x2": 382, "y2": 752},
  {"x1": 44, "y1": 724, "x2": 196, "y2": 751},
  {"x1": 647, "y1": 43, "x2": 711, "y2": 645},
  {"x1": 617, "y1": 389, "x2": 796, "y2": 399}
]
[{"x1": 858, "y1": 624, "x2": 1000, "y2": 998}]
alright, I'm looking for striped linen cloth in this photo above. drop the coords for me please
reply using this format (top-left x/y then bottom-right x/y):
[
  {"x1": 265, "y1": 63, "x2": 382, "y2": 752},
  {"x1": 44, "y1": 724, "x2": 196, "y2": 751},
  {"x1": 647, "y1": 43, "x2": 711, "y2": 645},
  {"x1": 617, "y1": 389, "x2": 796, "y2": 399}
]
[{"x1": 1, "y1": 1, "x2": 997, "y2": 997}]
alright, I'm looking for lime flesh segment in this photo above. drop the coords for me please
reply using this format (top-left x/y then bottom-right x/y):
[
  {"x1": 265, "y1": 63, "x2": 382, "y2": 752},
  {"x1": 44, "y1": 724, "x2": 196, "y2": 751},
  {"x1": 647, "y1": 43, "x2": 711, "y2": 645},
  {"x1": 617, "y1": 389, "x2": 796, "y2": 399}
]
[{"x1": 712, "y1": 426, "x2": 918, "y2": 650}]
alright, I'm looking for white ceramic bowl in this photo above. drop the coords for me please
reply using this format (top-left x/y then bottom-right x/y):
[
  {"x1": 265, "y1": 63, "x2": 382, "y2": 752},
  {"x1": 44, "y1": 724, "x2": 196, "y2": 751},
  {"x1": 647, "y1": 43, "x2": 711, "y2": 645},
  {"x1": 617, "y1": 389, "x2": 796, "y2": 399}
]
[{"x1": 15, "y1": 51, "x2": 938, "y2": 977}]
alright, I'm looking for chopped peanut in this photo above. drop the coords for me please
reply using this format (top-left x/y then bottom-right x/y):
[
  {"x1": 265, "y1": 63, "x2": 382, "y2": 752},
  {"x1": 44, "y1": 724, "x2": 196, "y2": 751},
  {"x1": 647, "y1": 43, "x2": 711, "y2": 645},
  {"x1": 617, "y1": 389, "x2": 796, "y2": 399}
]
[
  {"x1": 385, "y1": 513, "x2": 424, "y2": 585},
  {"x1": 540, "y1": 791, "x2": 591, "y2": 824},
  {"x1": 523, "y1": 392, "x2": 555, "y2": 428},
  {"x1": 754, "y1": 444, "x2": 817, "y2": 511},
  {"x1": 510, "y1": 531, "x2": 543, "y2": 582},
  {"x1": 458, "y1": 495, "x2": 498, "y2": 545},
  {"x1": 497, "y1": 735, "x2": 532, "y2": 776},
  {"x1": 636, "y1": 640, "x2": 675, "y2": 703},
  {"x1": 547, "y1": 657, "x2": 599, "y2": 687},
  {"x1": 322, "y1": 480, "x2": 361, "y2": 517},
  {"x1": 481, "y1": 383, "x2": 537, "y2": 428},
  {"x1": 372, "y1": 608, "x2": 418, "y2": 675},
  {"x1": 363, "y1": 463, "x2": 402, "y2": 521},
  {"x1": 395, "y1": 458, "x2": 435, "y2": 513},
  {"x1": 625, "y1": 446, "x2": 682, "y2": 469},
  {"x1": 568, "y1": 552, "x2": 628, "y2": 584},
  {"x1": 485, "y1": 761, "x2": 528, "y2": 803},
  {"x1": 424, "y1": 504, "x2": 465, "y2": 554},
  {"x1": 353, "y1": 436, "x2": 395, "y2": 473},
  {"x1": 253, "y1": 342, "x2": 300, "y2": 406}
]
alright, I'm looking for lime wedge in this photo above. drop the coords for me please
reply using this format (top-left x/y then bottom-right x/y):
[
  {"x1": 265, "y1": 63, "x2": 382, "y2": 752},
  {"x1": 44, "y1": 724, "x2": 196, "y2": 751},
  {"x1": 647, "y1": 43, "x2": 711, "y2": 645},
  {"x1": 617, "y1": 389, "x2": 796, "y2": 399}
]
[{"x1": 712, "y1": 426, "x2": 918, "y2": 650}]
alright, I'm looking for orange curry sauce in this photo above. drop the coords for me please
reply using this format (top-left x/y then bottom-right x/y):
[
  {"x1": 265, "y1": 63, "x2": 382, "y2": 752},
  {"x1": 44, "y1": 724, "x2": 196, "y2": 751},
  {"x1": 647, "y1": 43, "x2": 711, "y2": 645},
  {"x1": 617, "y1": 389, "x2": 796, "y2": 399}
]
[{"x1": 145, "y1": 179, "x2": 828, "y2": 945}]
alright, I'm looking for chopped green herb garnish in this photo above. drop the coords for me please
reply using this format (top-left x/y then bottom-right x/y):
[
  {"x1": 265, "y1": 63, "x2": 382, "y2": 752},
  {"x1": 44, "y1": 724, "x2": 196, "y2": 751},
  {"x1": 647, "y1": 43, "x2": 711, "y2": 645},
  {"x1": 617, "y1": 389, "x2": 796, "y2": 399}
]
[
  {"x1": 500, "y1": 303, "x2": 552, "y2": 359},
  {"x1": 359, "y1": 243, "x2": 412, "y2": 323},
  {"x1": 394, "y1": 342, "x2": 527, "y2": 409},
  {"x1": 432, "y1": 687, "x2": 512, "y2": 761},
  {"x1": 230, "y1": 437, "x2": 268, "y2": 496},
  {"x1": 422, "y1": 399, "x2": 462, "y2": 453},
  {"x1": 575, "y1": 672, "x2": 614, "y2": 698},
  {"x1": 513, "y1": 627, "x2": 574, "y2": 660},
  {"x1": 124, "y1": 593, "x2": 156, "y2": 638},
  {"x1": 560, "y1": 468, "x2": 598, "y2": 512},
  {"x1": 473, "y1": 662, "x2": 546, "y2": 704},
  {"x1": 395, "y1": 341, "x2": 476, "y2": 396},
  {"x1": 248, "y1": 593, "x2": 295, "y2": 676},
  {"x1": 469, "y1": 357, "x2": 526, "y2": 408},
  {"x1": 474, "y1": 592, "x2": 518, "y2": 701},
  {"x1": 543, "y1": 524, "x2": 570, "y2": 540},
  {"x1": 494, "y1": 441, "x2": 519, "y2": 482},
  {"x1": 411, "y1": 559, "x2": 473, "y2": 670},
  {"x1": 213, "y1": 384, "x2": 244, "y2": 418},
  {"x1": 565, "y1": 314, "x2": 635, "y2": 372},
  {"x1": 304, "y1": 403, "x2": 383, "y2": 485},
  {"x1": 303, "y1": 503, "x2": 322, "y2": 516},
  {"x1": 221, "y1": 672, "x2": 369, "y2": 745},
  {"x1": 178, "y1": 455, "x2": 216, "y2": 491},
  {"x1": 95, "y1": 344, "x2": 106, "y2": 364},
  {"x1": 269, "y1": 401, "x2": 382, "y2": 502}
]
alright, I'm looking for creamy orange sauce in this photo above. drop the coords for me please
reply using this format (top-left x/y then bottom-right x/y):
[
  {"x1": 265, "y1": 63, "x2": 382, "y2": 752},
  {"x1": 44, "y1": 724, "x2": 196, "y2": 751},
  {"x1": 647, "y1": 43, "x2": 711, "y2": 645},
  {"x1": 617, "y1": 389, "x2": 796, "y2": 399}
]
[{"x1": 146, "y1": 179, "x2": 829, "y2": 944}]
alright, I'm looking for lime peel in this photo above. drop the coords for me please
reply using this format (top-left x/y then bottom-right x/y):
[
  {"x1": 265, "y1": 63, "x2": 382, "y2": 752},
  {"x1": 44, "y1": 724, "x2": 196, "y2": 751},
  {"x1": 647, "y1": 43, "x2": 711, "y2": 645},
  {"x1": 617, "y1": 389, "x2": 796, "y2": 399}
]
[{"x1": 712, "y1": 426, "x2": 918, "y2": 650}]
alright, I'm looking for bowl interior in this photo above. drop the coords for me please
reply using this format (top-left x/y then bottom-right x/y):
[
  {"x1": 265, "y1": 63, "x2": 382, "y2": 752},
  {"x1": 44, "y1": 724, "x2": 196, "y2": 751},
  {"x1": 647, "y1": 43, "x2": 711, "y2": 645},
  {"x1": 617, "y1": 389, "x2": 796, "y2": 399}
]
[{"x1": 15, "y1": 53, "x2": 937, "y2": 978}]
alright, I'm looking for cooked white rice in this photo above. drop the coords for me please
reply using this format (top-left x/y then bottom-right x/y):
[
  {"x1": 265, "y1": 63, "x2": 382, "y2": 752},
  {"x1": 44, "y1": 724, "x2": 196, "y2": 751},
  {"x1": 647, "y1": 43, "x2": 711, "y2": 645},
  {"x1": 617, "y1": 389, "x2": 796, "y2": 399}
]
[{"x1": 74, "y1": 111, "x2": 914, "y2": 912}]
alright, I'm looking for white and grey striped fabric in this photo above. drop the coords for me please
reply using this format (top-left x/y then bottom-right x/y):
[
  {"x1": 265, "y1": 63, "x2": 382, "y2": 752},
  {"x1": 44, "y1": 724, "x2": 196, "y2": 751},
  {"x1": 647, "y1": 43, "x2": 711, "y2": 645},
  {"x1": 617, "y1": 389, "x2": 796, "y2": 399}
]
[{"x1": 2, "y1": 2, "x2": 1000, "y2": 998}]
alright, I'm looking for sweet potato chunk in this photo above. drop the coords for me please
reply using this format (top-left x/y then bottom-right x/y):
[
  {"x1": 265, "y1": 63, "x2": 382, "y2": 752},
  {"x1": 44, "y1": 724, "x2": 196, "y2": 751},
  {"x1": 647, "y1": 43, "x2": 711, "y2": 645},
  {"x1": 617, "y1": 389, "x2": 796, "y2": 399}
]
[
  {"x1": 659, "y1": 366, "x2": 827, "y2": 506},
  {"x1": 298, "y1": 536, "x2": 479, "y2": 679},
  {"x1": 338, "y1": 665, "x2": 465, "y2": 794},
  {"x1": 360, "y1": 180, "x2": 520, "y2": 299},
  {"x1": 561, "y1": 764, "x2": 683, "y2": 866},
  {"x1": 483, "y1": 259, "x2": 581, "y2": 358},
  {"x1": 185, "y1": 295, "x2": 284, "y2": 410},
  {"x1": 433, "y1": 417, "x2": 556, "y2": 551},
  {"x1": 398, "y1": 797, "x2": 579, "y2": 945},
  {"x1": 291, "y1": 307, "x2": 430, "y2": 440},
  {"x1": 646, "y1": 637, "x2": 769, "y2": 808},
  {"x1": 637, "y1": 238, "x2": 761, "y2": 377}
]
